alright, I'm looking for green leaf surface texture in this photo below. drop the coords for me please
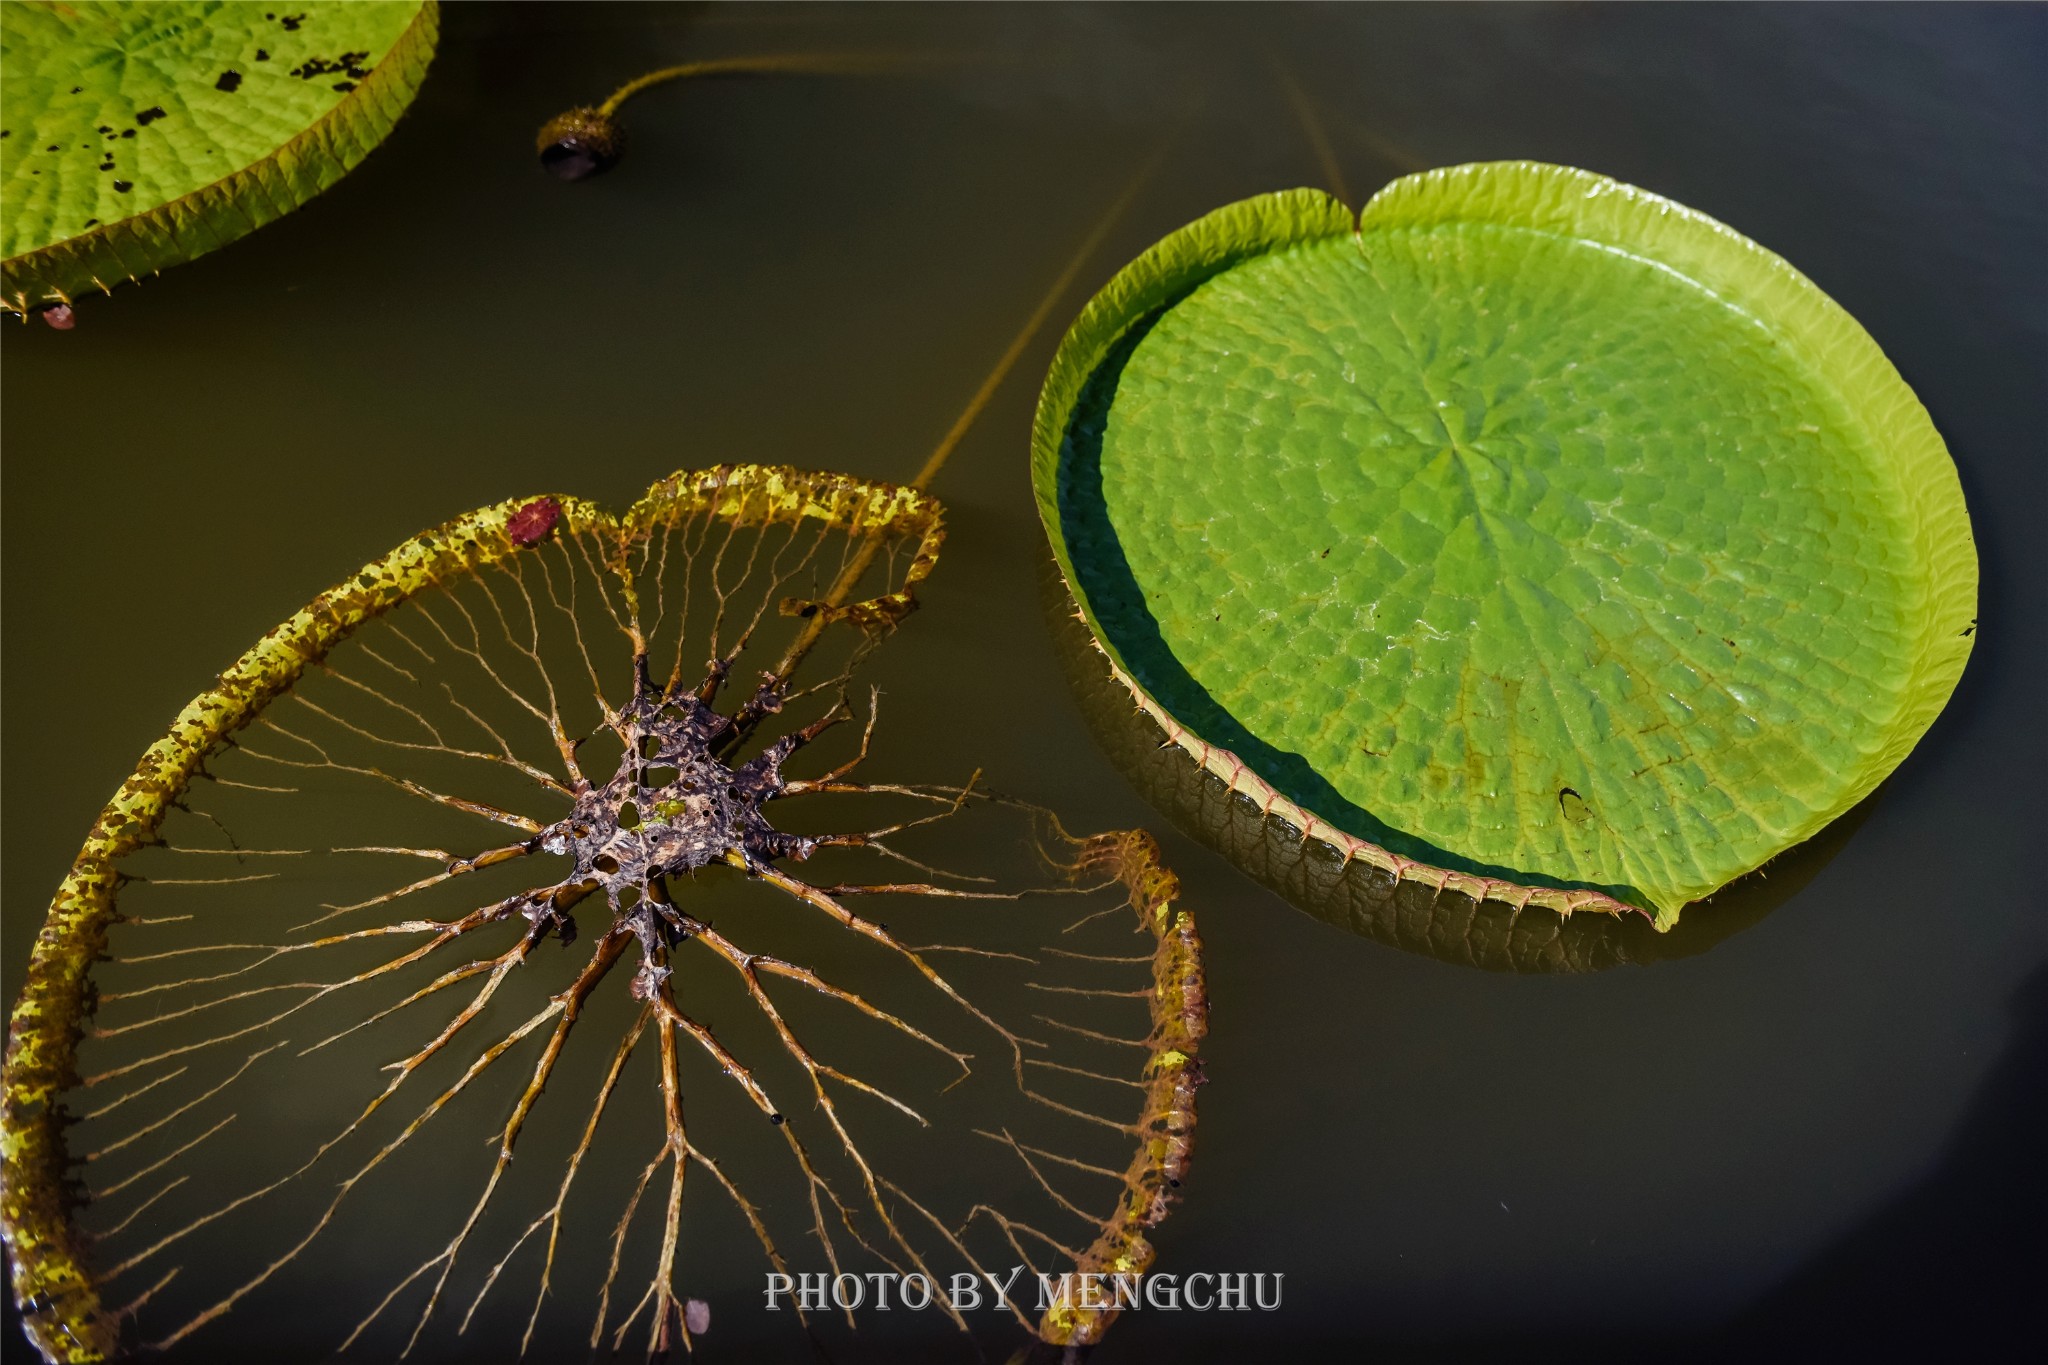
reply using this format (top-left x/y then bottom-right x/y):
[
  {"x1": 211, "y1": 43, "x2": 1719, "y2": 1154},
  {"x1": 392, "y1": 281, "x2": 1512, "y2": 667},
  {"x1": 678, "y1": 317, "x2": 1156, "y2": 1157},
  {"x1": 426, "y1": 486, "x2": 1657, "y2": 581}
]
[
  {"x1": 1, "y1": 0, "x2": 435, "y2": 313},
  {"x1": 1034, "y1": 163, "x2": 1977, "y2": 924}
]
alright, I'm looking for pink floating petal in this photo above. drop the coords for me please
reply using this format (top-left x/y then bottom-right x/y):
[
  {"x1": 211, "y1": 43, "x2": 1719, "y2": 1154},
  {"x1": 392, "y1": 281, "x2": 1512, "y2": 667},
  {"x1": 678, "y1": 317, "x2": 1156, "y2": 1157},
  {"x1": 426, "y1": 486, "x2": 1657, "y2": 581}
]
[{"x1": 684, "y1": 1298, "x2": 710, "y2": 1335}]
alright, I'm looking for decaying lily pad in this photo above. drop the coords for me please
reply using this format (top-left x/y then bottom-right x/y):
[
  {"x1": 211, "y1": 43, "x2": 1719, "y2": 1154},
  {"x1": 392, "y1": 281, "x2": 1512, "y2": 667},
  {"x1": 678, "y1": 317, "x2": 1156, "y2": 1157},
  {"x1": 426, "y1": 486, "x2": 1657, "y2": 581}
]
[
  {"x1": 0, "y1": 467, "x2": 1205, "y2": 1362},
  {"x1": 1033, "y1": 162, "x2": 1977, "y2": 929},
  {"x1": 1, "y1": 0, "x2": 437, "y2": 318}
]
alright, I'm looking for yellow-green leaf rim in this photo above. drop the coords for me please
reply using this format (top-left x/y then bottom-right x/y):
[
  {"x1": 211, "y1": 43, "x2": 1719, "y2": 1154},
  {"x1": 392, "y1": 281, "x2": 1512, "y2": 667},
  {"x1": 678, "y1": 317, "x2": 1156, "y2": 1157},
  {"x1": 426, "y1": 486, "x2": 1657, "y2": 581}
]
[
  {"x1": 1032, "y1": 162, "x2": 1977, "y2": 928},
  {"x1": 1, "y1": 0, "x2": 437, "y2": 315}
]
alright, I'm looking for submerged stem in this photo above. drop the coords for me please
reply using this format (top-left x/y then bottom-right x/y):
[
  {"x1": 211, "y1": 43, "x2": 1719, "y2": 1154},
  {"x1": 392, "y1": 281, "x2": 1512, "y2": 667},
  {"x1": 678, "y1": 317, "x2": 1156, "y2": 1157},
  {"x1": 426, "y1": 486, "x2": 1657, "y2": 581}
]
[
  {"x1": 598, "y1": 52, "x2": 954, "y2": 117},
  {"x1": 768, "y1": 149, "x2": 1161, "y2": 684}
]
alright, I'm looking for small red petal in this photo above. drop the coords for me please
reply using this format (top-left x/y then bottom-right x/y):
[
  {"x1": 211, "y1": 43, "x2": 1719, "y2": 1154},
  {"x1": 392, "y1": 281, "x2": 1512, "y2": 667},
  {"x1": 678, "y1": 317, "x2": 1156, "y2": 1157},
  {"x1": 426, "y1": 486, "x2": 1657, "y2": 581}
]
[
  {"x1": 40, "y1": 303, "x2": 76, "y2": 330},
  {"x1": 507, "y1": 496, "x2": 562, "y2": 547}
]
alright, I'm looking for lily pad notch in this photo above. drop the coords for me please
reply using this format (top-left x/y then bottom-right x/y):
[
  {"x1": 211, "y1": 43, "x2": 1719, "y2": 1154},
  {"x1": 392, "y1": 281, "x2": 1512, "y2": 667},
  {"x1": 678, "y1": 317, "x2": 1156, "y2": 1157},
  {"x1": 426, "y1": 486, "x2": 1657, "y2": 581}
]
[
  {"x1": 1032, "y1": 162, "x2": 1977, "y2": 930},
  {"x1": 1, "y1": 0, "x2": 439, "y2": 320}
]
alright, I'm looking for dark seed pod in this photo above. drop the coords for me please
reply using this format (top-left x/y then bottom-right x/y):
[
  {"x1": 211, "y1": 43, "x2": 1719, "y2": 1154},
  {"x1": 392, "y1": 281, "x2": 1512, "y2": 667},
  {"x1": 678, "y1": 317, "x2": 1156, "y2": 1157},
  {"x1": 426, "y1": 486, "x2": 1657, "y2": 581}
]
[{"x1": 536, "y1": 106, "x2": 624, "y2": 181}]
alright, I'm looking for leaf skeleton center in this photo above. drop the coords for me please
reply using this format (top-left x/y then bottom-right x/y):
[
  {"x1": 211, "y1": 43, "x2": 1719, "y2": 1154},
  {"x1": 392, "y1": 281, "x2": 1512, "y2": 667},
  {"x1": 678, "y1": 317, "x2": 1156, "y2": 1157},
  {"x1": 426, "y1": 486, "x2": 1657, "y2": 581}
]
[{"x1": 515, "y1": 647, "x2": 855, "y2": 1009}]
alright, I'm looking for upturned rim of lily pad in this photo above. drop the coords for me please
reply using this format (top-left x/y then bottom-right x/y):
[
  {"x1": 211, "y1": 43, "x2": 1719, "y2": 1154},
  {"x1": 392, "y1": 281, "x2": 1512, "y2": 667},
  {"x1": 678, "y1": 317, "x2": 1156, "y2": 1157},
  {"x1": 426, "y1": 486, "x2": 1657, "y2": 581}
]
[
  {"x1": 1, "y1": 0, "x2": 439, "y2": 318},
  {"x1": 1030, "y1": 162, "x2": 1978, "y2": 930}
]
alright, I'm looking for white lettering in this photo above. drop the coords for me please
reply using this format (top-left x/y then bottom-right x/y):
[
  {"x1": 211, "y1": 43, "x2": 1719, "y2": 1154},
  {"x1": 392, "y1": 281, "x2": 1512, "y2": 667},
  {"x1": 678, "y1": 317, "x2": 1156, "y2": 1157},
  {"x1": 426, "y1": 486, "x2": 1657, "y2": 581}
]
[
  {"x1": 770, "y1": 1266, "x2": 1281, "y2": 1314},
  {"x1": 983, "y1": 1264, "x2": 1025, "y2": 1310}
]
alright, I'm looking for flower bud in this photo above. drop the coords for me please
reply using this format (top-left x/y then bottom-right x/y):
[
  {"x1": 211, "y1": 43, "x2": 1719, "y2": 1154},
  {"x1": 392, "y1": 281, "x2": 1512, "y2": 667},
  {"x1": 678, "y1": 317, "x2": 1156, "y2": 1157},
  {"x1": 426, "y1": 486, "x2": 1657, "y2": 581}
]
[{"x1": 536, "y1": 106, "x2": 625, "y2": 181}]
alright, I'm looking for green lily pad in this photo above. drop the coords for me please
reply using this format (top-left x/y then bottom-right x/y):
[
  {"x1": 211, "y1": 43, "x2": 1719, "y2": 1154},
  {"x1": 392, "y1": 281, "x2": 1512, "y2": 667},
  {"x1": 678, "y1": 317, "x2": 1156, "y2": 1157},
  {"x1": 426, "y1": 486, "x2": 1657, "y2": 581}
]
[
  {"x1": 1, "y1": 0, "x2": 437, "y2": 317},
  {"x1": 1033, "y1": 163, "x2": 1978, "y2": 928},
  {"x1": 1042, "y1": 554, "x2": 1871, "y2": 971}
]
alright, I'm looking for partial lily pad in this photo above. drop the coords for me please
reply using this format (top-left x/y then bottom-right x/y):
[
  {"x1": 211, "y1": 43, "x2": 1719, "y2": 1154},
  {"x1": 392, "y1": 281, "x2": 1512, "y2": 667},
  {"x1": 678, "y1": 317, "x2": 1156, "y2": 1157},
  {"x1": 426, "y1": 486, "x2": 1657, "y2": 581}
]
[
  {"x1": 1033, "y1": 163, "x2": 1978, "y2": 928},
  {"x1": 1, "y1": 0, "x2": 437, "y2": 317}
]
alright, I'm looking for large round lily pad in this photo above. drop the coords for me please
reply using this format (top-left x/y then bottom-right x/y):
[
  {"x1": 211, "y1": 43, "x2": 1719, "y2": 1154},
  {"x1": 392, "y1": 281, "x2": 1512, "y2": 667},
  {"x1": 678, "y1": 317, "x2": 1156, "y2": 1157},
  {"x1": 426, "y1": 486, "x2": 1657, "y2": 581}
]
[
  {"x1": 1033, "y1": 163, "x2": 1977, "y2": 928},
  {"x1": 1, "y1": 0, "x2": 437, "y2": 317}
]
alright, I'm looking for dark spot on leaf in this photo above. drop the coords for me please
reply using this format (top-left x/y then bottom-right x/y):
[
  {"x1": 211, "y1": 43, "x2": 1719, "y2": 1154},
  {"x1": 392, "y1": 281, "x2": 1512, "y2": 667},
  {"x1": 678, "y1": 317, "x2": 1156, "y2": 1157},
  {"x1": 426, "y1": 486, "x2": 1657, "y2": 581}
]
[
  {"x1": 0, "y1": 130, "x2": 9, "y2": 138},
  {"x1": 46, "y1": 144, "x2": 58, "y2": 151},
  {"x1": 292, "y1": 51, "x2": 369, "y2": 81},
  {"x1": 255, "y1": 49, "x2": 270, "y2": 61},
  {"x1": 96, "y1": 125, "x2": 111, "y2": 133},
  {"x1": 1320, "y1": 547, "x2": 1330, "y2": 557},
  {"x1": 346, "y1": 65, "x2": 369, "y2": 79},
  {"x1": 120, "y1": 128, "x2": 135, "y2": 138},
  {"x1": 112, "y1": 179, "x2": 132, "y2": 193},
  {"x1": 216, "y1": 70, "x2": 243, "y2": 93},
  {"x1": 83, "y1": 218, "x2": 98, "y2": 228},
  {"x1": 332, "y1": 81, "x2": 355, "y2": 93},
  {"x1": 136, "y1": 106, "x2": 167, "y2": 125},
  {"x1": 281, "y1": 12, "x2": 305, "y2": 30},
  {"x1": 1960, "y1": 622, "x2": 1976, "y2": 637},
  {"x1": 70, "y1": 86, "x2": 82, "y2": 94}
]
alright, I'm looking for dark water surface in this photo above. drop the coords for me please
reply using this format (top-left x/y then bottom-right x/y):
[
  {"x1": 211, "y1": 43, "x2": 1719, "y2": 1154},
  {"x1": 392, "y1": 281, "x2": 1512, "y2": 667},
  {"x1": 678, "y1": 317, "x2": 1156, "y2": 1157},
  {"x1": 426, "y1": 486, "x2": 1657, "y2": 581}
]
[{"x1": 4, "y1": 3, "x2": 2043, "y2": 1361}]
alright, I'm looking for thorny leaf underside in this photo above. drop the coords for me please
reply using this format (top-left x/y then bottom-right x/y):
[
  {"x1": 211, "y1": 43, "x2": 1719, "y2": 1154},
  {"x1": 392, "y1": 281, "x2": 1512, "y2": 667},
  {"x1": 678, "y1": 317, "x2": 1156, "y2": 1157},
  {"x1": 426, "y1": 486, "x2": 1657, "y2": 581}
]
[{"x1": 2, "y1": 467, "x2": 1205, "y2": 1362}]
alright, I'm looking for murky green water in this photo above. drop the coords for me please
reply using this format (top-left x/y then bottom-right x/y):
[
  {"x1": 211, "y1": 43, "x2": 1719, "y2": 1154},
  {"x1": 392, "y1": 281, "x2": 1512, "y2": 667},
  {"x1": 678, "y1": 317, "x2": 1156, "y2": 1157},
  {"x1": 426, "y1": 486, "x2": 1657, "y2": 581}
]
[{"x1": 4, "y1": 4, "x2": 2042, "y2": 1360}]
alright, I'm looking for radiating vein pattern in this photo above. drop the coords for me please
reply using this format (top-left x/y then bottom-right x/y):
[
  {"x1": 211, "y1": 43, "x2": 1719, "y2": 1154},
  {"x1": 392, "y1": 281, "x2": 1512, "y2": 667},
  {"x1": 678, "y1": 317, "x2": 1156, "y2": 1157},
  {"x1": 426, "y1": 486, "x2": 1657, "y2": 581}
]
[
  {"x1": 3, "y1": 467, "x2": 1204, "y2": 1362},
  {"x1": 1068, "y1": 203, "x2": 1935, "y2": 914}
]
